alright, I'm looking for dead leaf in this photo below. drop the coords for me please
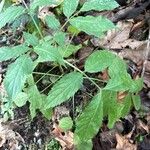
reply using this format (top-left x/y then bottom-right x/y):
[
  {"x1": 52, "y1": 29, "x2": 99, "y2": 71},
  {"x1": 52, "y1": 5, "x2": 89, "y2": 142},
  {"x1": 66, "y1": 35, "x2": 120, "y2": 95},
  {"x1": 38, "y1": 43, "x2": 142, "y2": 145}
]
[
  {"x1": 91, "y1": 22, "x2": 146, "y2": 52},
  {"x1": 38, "y1": 0, "x2": 63, "y2": 20},
  {"x1": 38, "y1": 6, "x2": 54, "y2": 21},
  {"x1": 91, "y1": 21, "x2": 134, "y2": 49},
  {"x1": 0, "y1": 119, "x2": 24, "y2": 149},
  {"x1": 52, "y1": 106, "x2": 70, "y2": 122},
  {"x1": 115, "y1": 133, "x2": 137, "y2": 150},
  {"x1": 143, "y1": 72, "x2": 150, "y2": 88},
  {"x1": 52, "y1": 123, "x2": 74, "y2": 150},
  {"x1": 137, "y1": 120, "x2": 149, "y2": 133}
]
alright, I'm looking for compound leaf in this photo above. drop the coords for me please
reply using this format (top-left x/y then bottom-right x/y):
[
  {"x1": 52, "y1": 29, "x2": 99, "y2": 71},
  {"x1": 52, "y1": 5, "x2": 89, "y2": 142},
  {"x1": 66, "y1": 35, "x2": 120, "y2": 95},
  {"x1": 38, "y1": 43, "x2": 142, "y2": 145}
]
[{"x1": 45, "y1": 72, "x2": 83, "y2": 108}]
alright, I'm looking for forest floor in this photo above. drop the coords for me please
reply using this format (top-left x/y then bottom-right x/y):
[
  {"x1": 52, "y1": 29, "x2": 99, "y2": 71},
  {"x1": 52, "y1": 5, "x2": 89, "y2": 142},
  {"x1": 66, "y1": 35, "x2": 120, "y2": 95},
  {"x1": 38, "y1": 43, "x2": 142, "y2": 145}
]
[{"x1": 0, "y1": 0, "x2": 150, "y2": 150}]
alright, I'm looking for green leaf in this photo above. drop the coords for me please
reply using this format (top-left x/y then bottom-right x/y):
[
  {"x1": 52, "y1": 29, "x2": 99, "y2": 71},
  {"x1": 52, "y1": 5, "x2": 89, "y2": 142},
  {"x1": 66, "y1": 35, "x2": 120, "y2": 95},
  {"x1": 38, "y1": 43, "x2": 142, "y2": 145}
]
[
  {"x1": 67, "y1": 25, "x2": 80, "y2": 35},
  {"x1": 0, "y1": 6, "x2": 25, "y2": 29},
  {"x1": 59, "y1": 117, "x2": 73, "y2": 131},
  {"x1": 70, "y1": 16, "x2": 115, "y2": 37},
  {"x1": 39, "y1": 94, "x2": 53, "y2": 120},
  {"x1": 63, "y1": 0, "x2": 79, "y2": 18},
  {"x1": 121, "y1": 94, "x2": 132, "y2": 118},
  {"x1": 108, "y1": 57, "x2": 127, "y2": 78},
  {"x1": 132, "y1": 94, "x2": 141, "y2": 110},
  {"x1": 26, "y1": 80, "x2": 52, "y2": 119},
  {"x1": 0, "y1": 44, "x2": 30, "y2": 61},
  {"x1": 27, "y1": 85, "x2": 43, "y2": 119},
  {"x1": 34, "y1": 41, "x2": 63, "y2": 63},
  {"x1": 58, "y1": 44, "x2": 82, "y2": 58},
  {"x1": 102, "y1": 90, "x2": 123, "y2": 128},
  {"x1": 13, "y1": 92, "x2": 28, "y2": 107},
  {"x1": 4, "y1": 55, "x2": 33, "y2": 99},
  {"x1": 75, "y1": 91, "x2": 103, "y2": 141},
  {"x1": 23, "y1": 32, "x2": 39, "y2": 47},
  {"x1": 80, "y1": 0, "x2": 119, "y2": 12},
  {"x1": 53, "y1": 31, "x2": 66, "y2": 46},
  {"x1": 45, "y1": 72, "x2": 83, "y2": 108},
  {"x1": 130, "y1": 78, "x2": 143, "y2": 93},
  {"x1": 75, "y1": 139, "x2": 93, "y2": 150},
  {"x1": 41, "y1": 106, "x2": 52, "y2": 120},
  {"x1": 45, "y1": 15, "x2": 60, "y2": 30},
  {"x1": 85, "y1": 50, "x2": 116, "y2": 73}
]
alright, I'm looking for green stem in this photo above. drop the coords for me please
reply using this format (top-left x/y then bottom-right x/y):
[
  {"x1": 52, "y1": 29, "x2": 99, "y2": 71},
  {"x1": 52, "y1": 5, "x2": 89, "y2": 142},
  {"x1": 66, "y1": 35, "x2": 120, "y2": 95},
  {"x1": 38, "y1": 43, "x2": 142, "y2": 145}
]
[
  {"x1": 33, "y1": 72, "x2": 60, "y2": 77},
  {"x1": 63, "y1": 60, "x2": 101, "y2": 90},
  {"x1": 22, "y1": 0, "x2": 44, "y2": 39},
  {"x1": 60, "y1": 10, "x2": 81, "y2": 31},
  {"x1": 40, "y1": 74, "x2": 63, "y2": 93},
  {"x1": 35, "y1": 66, "x2": 56, "y2": 84}
]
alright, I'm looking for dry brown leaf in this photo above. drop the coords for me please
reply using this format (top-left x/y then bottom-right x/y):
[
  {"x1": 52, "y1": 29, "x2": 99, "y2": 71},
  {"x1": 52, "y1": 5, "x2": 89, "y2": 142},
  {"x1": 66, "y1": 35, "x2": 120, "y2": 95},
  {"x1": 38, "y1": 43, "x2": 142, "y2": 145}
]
[
  {"x1": 51, "y1": 106, "x2": 74, "y2": 149},
  {"x1": 91, "y1": 20, "x2": 147, "y2": 51},
  {"x1": 0, "y1": 119, "x2": 24, "y2": 149},
  {"x1": 38, "y1": 0, "x2": 63, "y2": 20},
  {"x1": 137, "y1": 120, "x2": 149, "y2": 133},
  {"x1": 91, "y1": 21, "x2": 134, "y2": 49},
  {"x1": 52, "y1": 106, "x2": 70, "y2": 122},
  {"x1": 119, "y1": 41, "x2": 148, "y2": 63},
  {"x1": 52, "y1": 123, "x2": 74, "y2": 150},
  {"x1": 115, "y1": 133, "x2": 137, "y2": 150},
  {"x1": 143, "y1": 72, "x2": 150, "y2": 88}
]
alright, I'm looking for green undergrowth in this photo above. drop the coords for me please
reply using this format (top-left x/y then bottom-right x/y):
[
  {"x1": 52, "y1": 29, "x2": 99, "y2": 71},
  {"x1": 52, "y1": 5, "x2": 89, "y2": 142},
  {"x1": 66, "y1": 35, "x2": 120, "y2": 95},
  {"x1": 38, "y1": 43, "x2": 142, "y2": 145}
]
[{"x1": 0, "y1": 0, "x2": 143, "y2": 149}]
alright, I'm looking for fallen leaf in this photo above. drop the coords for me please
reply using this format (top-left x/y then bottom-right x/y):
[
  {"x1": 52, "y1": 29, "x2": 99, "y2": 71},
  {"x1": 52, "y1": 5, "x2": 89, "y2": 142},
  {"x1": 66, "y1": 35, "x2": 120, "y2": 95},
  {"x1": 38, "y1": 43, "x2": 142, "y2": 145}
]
[
  {"x1": 137, "y1": 120, "x2": 149, "y2": 133},
  {"x1": 91, "y1": 21, "x2": 148, "y2": 62},
  {"x1": 52, "y1": 106, "x2": 70, "y2": 122},
  {"x1": 52, "y1": 123, "x2": 74, "y2": 150},
  {"x1": 116, "y1": 133, "x2": 137, "y2": 150},
  {"x1": 0, "y1": 119, "x2": 24, "y2": 149},
  {"x1": 91, "y1": 21, "x2": 133, "y2": 49}
]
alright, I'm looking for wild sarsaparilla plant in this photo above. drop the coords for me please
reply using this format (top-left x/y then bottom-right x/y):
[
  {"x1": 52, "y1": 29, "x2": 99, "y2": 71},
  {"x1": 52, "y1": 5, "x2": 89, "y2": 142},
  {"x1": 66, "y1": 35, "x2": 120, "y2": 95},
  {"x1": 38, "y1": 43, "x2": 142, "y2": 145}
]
[{"x1": 0, "y1": 0, "x2": 143, "y2": 148}]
